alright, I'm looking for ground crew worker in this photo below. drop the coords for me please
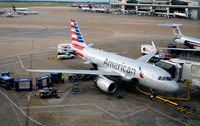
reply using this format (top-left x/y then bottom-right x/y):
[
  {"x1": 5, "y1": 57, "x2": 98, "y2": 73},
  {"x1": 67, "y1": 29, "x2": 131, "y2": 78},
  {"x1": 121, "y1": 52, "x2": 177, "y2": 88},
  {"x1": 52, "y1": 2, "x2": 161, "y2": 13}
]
[
  {"x1": 61, "y1": 73, "x2": 64, "y2": 83},
  {"x1": 68, "y1": 73, "x2": 72, "y2": 82},
  {"x1": 81, "y1": 74, "x2": 85, "y2": 80}
]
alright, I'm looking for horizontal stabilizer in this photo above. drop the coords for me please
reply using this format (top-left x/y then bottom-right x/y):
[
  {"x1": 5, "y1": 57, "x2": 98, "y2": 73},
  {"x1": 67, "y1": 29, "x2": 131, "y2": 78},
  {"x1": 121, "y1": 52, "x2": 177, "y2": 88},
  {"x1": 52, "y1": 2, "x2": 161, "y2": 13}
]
[{"x1": 158, "y1": 24, "x2": 182, "y2": 27}]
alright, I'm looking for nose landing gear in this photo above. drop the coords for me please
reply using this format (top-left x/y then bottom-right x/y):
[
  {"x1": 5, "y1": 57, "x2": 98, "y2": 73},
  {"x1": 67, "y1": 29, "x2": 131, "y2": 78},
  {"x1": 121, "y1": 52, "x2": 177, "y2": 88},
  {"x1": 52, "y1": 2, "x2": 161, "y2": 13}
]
[{"x1": 150, "y1": 88, "x2": 156, "y2": 100}]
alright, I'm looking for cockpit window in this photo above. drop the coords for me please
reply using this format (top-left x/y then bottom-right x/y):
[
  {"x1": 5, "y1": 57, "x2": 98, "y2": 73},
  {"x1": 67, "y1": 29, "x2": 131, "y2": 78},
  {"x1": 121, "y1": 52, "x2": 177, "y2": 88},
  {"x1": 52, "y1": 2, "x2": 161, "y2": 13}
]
[
  {"x1": 166, "y1": 77, "x2": 172, "y2": 81},
  {"x1": 158, "y1": 76, "x2": 172, "y2": 81}
]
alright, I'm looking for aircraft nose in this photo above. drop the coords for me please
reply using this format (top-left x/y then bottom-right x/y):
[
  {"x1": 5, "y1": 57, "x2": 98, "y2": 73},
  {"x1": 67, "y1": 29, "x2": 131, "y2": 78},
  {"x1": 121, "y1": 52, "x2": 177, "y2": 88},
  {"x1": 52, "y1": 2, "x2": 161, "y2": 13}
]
[{"x1": 169, "y1": 81, "x2": 180, "y2": 92}]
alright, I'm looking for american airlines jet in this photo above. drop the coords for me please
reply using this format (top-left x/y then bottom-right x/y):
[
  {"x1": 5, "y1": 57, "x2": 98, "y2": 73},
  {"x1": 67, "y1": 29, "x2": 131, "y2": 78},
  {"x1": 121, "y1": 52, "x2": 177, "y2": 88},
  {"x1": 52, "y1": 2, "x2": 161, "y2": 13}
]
[
  {"x1": 12, "y1": 5, "x2": 38, "y2": 15},
  {"x1": 12, "y1": 5, "x2": 31, "y2": 11},
  {"x1": 159, "y1": 24, "x2": 200, "y2": 49},
  {"x1": 79, "y1": 4, "x2": 108, "y2": 13},
  {"x1": 25, "y1": 20, "x2": 179, "y2": 95},
  {"x1": 79, "y1": 4, "x2": 92, "y2": 11}
]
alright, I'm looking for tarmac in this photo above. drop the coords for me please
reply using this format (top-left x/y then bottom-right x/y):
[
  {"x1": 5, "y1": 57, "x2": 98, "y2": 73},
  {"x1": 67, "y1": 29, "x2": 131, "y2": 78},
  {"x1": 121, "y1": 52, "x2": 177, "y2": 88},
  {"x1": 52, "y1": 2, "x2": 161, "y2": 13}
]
[{"x1": 0, "y1": 7, "x2": 200, "y2": 126}]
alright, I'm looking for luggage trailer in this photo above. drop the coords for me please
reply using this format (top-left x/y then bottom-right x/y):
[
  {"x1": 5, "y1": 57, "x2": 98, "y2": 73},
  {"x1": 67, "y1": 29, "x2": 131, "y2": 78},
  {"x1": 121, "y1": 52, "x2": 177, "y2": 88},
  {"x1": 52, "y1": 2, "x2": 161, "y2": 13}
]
[{"x1": 15, "y1": 78, "x2": 32, "y2": 91}]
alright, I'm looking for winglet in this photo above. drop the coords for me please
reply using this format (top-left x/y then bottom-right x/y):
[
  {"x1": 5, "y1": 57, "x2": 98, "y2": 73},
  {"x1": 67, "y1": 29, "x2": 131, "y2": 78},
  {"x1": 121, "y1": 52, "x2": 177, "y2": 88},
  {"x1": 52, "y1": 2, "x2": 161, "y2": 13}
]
[
  {"x1": 152, "y1": 41, "x2": 156, "y2": 50},
  {"x1": 18, "y1": 56, "x2": 24, "y2": 69}
]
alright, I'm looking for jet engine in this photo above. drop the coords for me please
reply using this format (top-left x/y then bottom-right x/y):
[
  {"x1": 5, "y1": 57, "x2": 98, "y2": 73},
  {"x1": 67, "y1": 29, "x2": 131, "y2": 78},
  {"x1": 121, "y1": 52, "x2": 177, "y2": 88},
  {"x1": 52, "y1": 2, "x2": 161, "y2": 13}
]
[
  {"x1": 175, "y1": 38, "x2": 185, "y2": 44},
  {"x1": 96, "y1": 76, "x2": 116, "y2": 93}
]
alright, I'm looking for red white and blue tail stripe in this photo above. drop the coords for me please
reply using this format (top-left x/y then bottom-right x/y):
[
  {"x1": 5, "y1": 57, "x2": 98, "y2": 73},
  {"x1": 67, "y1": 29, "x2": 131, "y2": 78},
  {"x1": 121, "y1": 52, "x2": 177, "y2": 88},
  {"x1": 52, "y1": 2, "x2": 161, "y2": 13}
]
[
  {"x1": 71, "y1": 19, "x2": 86, "y2": 46},
  {"x1": 71, "y1": 19, "x2": 86, "y2": 58}
]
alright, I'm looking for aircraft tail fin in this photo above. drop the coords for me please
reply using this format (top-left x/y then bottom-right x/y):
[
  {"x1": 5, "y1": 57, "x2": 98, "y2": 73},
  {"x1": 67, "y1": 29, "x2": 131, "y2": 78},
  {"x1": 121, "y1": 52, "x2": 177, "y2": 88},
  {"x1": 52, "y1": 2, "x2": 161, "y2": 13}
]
[
  {"x1": 152, "y1": 41, "x2": 156, "y2": 50},
  {"x1": 70, "y1": 19, "x2": 87, "y2": 47},
  {"x1": 158, "y1": 24, "x2": 183, "y2": 39},
  {"x1": 12, "y1": 5, "x2": 16, "y2": 11},
  {"x1": 88, "y1": 4, "x2": 92, "y2": 9}
]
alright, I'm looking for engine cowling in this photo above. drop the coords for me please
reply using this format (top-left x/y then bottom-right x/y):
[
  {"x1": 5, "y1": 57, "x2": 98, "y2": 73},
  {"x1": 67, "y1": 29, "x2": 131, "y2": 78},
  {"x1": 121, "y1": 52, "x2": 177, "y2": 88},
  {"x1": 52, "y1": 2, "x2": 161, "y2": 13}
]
[{"x1": 96, "y1": 76, "x2": 116, "y2": 93}]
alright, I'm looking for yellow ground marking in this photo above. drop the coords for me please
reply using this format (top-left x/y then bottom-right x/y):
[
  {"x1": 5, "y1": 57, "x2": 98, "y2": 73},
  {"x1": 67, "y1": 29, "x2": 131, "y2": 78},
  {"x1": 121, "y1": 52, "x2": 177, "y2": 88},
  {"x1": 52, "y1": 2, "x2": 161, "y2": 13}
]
[
  {"x1": 48, "y1": 56, "x2": 83, "y2": 70},
  {"x1": 136, "y1": 80, "x2": 191, "y2": 101}
]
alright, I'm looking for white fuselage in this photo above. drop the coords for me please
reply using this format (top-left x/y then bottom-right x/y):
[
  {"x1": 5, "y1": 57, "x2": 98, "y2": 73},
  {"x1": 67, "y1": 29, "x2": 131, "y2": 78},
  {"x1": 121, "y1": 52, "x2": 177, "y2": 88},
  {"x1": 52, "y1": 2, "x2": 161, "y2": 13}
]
[
  {"x1": 15, "y1": 8, "x2": 31, "y2": 11},
  {"x1": 176, "y1": 36, "x2": 200, "y2": 49},
  {"x1": 73, "y1": 46, "x2": 179, "y2": 92},
  {"x1": 17, "y1": 10, "x2": 38, "y2": 15},
  {"x1": 81, "y1": 7, "x2": 108, "y2": 13},
  {"x1": 91, "y1": 8, "x2": 108, "y2": 13},
  {"x1": 81, "y1": 7, "x2": 91, "y2": 11}
]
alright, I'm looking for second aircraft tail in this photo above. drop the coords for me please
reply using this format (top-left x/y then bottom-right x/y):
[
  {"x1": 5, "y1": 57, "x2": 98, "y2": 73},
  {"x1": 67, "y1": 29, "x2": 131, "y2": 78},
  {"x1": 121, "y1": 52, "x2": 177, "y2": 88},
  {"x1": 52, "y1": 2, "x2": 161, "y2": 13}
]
[{"x1": 158, "y1": 24, "x2": 183, "y2": 39}]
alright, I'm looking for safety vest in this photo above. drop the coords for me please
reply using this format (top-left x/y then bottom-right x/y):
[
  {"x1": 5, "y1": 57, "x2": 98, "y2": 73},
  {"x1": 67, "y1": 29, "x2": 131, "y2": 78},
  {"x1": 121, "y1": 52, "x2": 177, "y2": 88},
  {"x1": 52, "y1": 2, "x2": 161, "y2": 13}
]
[{"x1": 61, "y1": 73, "x2": 64, "y2": 80}]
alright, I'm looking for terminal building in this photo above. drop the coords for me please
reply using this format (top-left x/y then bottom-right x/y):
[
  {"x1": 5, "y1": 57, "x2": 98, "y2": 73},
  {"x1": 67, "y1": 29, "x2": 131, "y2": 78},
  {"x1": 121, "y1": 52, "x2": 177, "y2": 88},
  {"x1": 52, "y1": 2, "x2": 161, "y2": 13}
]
[{"x1": 110, "y1": 0, "x2": 200, "y2": 19}]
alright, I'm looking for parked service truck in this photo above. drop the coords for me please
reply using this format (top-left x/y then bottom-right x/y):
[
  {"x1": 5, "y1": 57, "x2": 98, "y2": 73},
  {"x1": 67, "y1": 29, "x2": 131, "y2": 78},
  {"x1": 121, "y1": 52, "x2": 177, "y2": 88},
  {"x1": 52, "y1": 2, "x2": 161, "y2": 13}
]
[
  {"x1": 141, "y1": 44, "x2": 154, "y2": 54},
  {"x1": 57, "y1": 43, "x2": 74, "y2": 55}
]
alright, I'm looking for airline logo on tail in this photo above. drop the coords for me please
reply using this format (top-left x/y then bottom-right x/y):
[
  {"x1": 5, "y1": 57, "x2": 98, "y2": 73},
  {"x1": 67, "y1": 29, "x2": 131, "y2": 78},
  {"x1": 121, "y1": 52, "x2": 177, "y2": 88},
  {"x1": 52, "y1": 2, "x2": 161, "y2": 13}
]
[
  {"x1": 70, "y1": 19, "x2": 86, "y2": 58},
  {"x1": 70, "y1": 19, "x2": 85, "y2": 44},
  {"x1": 175, "y1": 28, "x2": 179, "y2": 35},
  {"x1": 173, "y1": 26, "x2": 182, "y2": 38},
  {"x1": 12, "y1": 5, "x2": 16, "y2": 11}
]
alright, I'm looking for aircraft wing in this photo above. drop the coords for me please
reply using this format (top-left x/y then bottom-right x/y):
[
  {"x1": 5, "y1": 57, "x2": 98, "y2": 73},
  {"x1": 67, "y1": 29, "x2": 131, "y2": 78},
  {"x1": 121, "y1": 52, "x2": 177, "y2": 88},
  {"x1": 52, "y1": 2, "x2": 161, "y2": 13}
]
[
  {"x1": 137, "y1": 41, "x2": 157, "y2": 63},
  {"x1": 26, "y1": 69, "x2": 121, "y2": 76}
]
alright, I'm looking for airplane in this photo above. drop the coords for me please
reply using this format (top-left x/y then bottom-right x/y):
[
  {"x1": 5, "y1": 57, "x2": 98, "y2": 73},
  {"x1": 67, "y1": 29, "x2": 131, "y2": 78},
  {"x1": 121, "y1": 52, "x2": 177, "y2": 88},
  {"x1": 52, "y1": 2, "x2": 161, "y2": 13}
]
[
  {"x1": 12, "y1": 5, "x2": 39, "y2": 15},
  {"x1": 158, "y1": 24, "x2": 200, "y2": 50},
  {"x1": 79, "y1": 4, "x2": 92, "y2": 11},
  {"x1": 154, "y1": 12, "x2": 174, "y2": 18},
  {"x1": 173, "y1": 11, "x2": 188, "y2": 18},
  {"x1": 0, "y1": 10, "x2": 6, "y2": 15},
  {"x1": 136, "y1": 11, "x2": 150, "y2": 16},
  {"x1": 21, "y1": 20, "x2": 179, "y2": 96},
  {"x1": 12, "y1": 5, "x2": 31, "y2": 11},
  {"x1": 6, "y1": 12, "x2": 14, "y2": 17},
  {"x1": 90, "y1": 7, "x2": 109, "y2": 13},
  {"x1": 16, "y1": 10, "x2": 39, "y2": 15},
  {"x1": 79, "y1": 4, "x2": 90, "y2": 8},
  {"x1": 79, "y1": 4, "x2": 109, "y2": 13}
]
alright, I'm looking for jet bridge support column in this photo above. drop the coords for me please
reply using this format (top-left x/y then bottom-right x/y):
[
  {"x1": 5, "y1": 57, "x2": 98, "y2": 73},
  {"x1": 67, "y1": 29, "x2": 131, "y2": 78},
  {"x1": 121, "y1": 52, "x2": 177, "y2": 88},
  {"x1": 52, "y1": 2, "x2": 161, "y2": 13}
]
[
  {"x1": 121, "y1": 5, "x2": 125, "y2": 14},
  {"x1": 150, "y1": 6, "x2": 154, "y2": 16},
  {"x1": 185, "y1": 8, "x2": 189, "y2": 18},
  {"x1": 135, "y1": 6, "x2": 138, "y2": 15},
  {"x1": 166, "y1": 7, "x2": 170, "y2": 18}
]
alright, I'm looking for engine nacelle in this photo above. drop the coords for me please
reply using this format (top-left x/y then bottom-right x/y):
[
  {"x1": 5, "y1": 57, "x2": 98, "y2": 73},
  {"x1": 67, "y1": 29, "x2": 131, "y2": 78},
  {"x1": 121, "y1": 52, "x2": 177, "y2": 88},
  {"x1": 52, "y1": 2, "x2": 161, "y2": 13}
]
[
  {"x1": 175, "y1": 38, "x2": 185, "y2": 44},
  {"x1": 96, "y1": 76, "x2": 116, "y2": 93}
]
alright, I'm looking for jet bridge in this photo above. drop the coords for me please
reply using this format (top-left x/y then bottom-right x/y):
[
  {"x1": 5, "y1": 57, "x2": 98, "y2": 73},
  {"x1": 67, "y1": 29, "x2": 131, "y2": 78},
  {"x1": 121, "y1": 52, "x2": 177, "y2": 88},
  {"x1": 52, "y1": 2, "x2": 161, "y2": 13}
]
[{"x1": 155, "y1": 59, "x2": 200, "y2": 88}]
